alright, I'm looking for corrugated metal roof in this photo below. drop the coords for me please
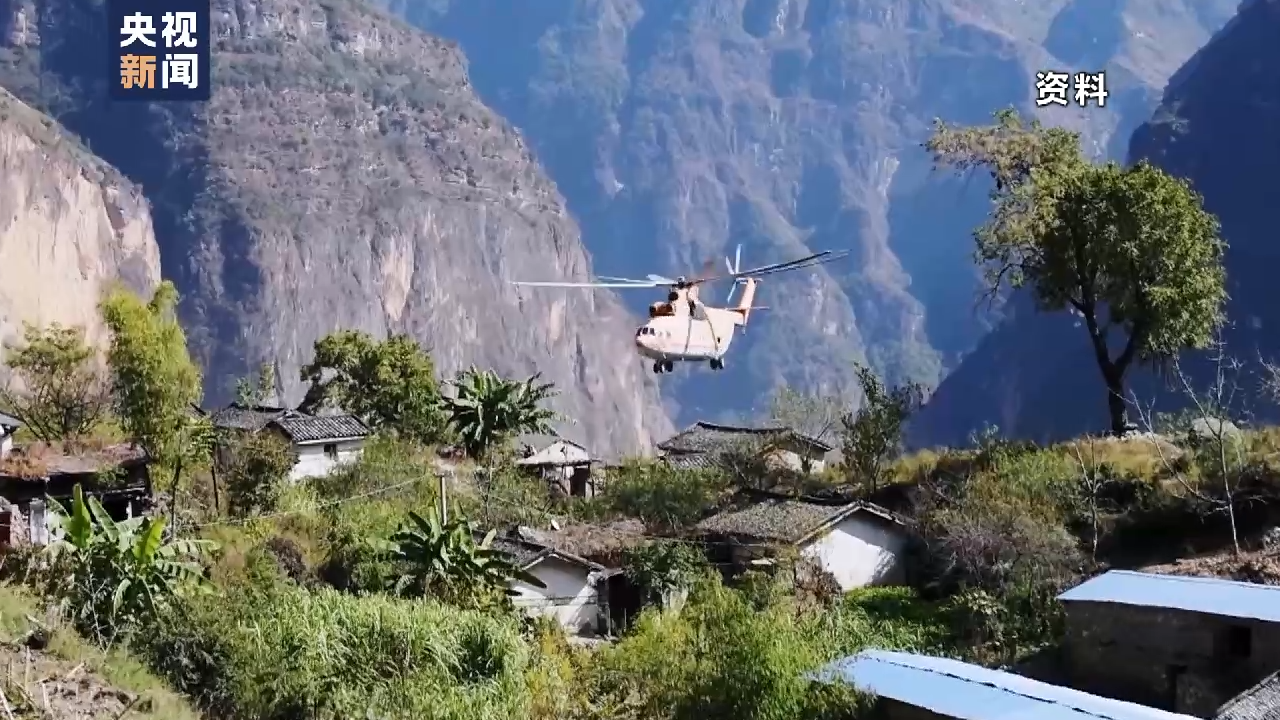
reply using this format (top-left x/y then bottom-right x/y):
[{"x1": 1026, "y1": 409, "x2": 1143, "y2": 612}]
[
  {"x1": 0, "y1": 412, "x2": 22, "y2": 429},
  {"x1": 813, "y1": 650, "x2": 1198, "y2": 720},
  {"x1": 271, "y1": 414, "x2": 369, "y2": 443},
  {"x1": 1215, "y1": 671, "x2": 1280, "y2": 720},
  {"x1": 1057, "y1": 570, "x2": 1280, "y2": 623}
]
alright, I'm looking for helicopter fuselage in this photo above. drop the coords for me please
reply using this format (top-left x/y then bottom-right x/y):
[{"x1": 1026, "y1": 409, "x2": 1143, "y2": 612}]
[{"x1": 634, "y1": 278, "x2": 756, "y2": 372}]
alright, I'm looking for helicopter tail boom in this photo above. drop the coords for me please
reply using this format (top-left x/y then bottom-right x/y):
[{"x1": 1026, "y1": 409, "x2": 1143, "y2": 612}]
[{"x1": 731, "y1": 277, "x2": 759, "y2": 325}]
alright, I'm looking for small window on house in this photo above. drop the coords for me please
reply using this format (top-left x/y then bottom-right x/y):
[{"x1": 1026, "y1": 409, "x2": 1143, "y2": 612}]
[
  {"x1": 323, "y1": 443, "x2": 338, "y2": 461},
  {"x1": 1226, "y1": 624, "x2": 1252, "y2": 658}
]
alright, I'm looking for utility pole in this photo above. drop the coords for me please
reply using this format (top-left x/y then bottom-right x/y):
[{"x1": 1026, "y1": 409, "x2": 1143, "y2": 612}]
[{"x1": 438, "y1": 472, "x2": 448, "y2": 523}]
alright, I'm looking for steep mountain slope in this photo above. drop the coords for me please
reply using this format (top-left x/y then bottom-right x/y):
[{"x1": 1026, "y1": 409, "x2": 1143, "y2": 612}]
[
  {"x1": 0, "y1": 0, "x2": 672, "y2": 453},
  {"x1": 0, "y1": 86, "x2": 159, "y2": 355},
  {"x1": 381, "y1": 0, "x2": 1236, "y2": 423},
  {"x1": 913, "y1": 0, "x2": 1280, "y2": 447}
]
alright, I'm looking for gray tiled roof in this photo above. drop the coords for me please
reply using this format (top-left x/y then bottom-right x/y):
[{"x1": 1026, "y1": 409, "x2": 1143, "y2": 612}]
[
  {"x1": 696, "y1": 494, "x2": 900, "y2": 544},
  {"x1": 657, "y1": 421, "x2": 833, "y2": 454},
  {"x1": 270, "y1": 414, "x2": 368, "y2": 443},
  {"x1": 0, "y1": 411, "x2": 21, "y2": 429},
  {"x1": 209, "y1": 403, "x2": 292, "y2": 431},
  {"x1": 1214, "y1": 671, "x2": 1280, "y2": 720},
  {"x1": 482, "y1": 530, "x2": 604, "y2": 572},
  {"x1": 663, "y1": 453, "x2": 718, "y2": 471},
  {"x1": 0, "y1": 442, "x2": 149, "y2": 479}
]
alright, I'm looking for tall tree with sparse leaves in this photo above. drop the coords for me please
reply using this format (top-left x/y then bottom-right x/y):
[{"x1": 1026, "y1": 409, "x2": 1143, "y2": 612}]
[
  {"x1": 839, "y1": 364, "x2": 923, "y2": 495},
  {"x1": 444, "y1": 368, "x2": 558, "y2": 459},
  {"x1": 927, "y1": 108, "x2": 1227, "y2": 435},
  {"x1": 299, "y1": 331, "x2": 447, "y2": 443},
  {"x1": 99, "y1": 282, "x2": 206, "y2": 527},
  {"x1": 0, "y1": 323, "x2": 110, "y2": 441}
]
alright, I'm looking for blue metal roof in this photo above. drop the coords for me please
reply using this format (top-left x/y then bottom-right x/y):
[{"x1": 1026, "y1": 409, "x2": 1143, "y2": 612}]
[
  {"x1": 812, "y1": 650, "x2": 1198, "y2": 720},
  {"x1": 1057, "y1": 570, "x2": 1280, "y2": 623}
]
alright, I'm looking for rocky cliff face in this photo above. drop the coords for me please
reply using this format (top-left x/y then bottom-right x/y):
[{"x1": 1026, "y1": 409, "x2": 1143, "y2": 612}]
[
  {"x1": 913, "y1": 0, "x2": 1280, "y2": 447},
  {"x1": 0, "y1": 0, "x2": 672, "y2": 454},
  {"x1": 0, "y1": 87, "x2": 160, "y2": 355},
  {"x1": 382, "y1": 0, "x2": 1237, "y2": 424}
]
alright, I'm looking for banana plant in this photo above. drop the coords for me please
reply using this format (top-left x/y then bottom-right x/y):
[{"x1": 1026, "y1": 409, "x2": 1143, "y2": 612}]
[
  {"x1": 46, "y1": 484, "x2": 216, "y2": 638},
  {"x1": 386, "y1": 507, "x2": 546, "y2": 600},
  {"x1": 443, "y1": 368, "x2": 559, "y2": 459}
]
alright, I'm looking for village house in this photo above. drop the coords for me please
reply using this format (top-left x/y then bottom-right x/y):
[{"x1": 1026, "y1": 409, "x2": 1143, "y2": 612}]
[
  {"x1": 510, "y1": 520, "x2": 654, "y2": 633},
  {"x1": 1058, "y1": 570, "x2": 1280, "y2": 717},
  {"x1": 0, "y1": 441, "x2": 152, "y2": 546},
  {"x1": 486, "y1": 530, "x2": 612, "y2": 635},
  {"x1": 515, "y1": 434, "x2": 597, "y2": 498},
  {"x1": 695, "y1": 491, "x2": 907, "y2": 590},
  {"x1": 812, "y1": 649, "x2": 1199, "y2": 720},
  {"x1": 267, "y1": 414, "x2": 369, "y2": 482},
  {"x1": 208, "y1": 402, "x2": 369, "y2": 481},
  {"x1": 0, "y1": 412, "x2": 18, "y2": 458},
  {"x1": 657, "y1": 421, "x2": 833, "y2": 474}
]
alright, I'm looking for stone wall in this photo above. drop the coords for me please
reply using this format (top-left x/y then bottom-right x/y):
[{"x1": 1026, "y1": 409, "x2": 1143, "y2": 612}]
[{"x1": 1062, "y1": 601, "x2": 1280, "y2": 715}]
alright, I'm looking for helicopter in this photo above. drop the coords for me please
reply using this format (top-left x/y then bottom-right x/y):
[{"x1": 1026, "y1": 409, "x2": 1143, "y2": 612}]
[{"x1": 512, "y1": 245, "x2": 850, "y2": 374}]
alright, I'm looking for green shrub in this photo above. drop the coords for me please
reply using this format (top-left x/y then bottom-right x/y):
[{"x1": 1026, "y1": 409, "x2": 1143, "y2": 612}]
[
  {"x1": 586, "y1": 579, "x2": 872, "y2": 720},
  {"x1": 143, "y1": 582, "x2": 531, "y2": 719},
  {"x1": 601, "y1": 461, "x2": 731, "y2": 531}
]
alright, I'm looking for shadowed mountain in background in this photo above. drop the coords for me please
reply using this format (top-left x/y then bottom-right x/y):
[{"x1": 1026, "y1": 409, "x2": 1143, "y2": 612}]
[
  {"x1": 375, "y1": 0, "x2": 1237, "y2": 425},
  {"x1": 912, "y1": 0, "x2": 1280, "y2": 448}
]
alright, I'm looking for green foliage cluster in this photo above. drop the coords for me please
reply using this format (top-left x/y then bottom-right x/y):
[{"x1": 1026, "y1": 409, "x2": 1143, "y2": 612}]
[
  {"x1": 0, "y1": 323, "x2": 110, "y2": 441},
  {"x1": 928, "y1": 108, "x2": 1227, "y2": 435},
  {"x1": 99, "y1": 282, "x2": 203, "y2": 466},
  {"x1": 221, "y1": 430, "x2": 297, "y2": 517},
  {"x1": 840, "y1": 364, "x2": 925, "y2": 494},
  {"x1": 144, "y1": 581, "x2": 531, "y2": 720},
  {"x1": 621, "y1": 541, "x2": 709, "y2": 605},
  {"x1": 445, "y1": 367, "x2": 558, "y2": 458},
  {"x1": 300, "y1": 331, "x2": 449, "y2": 444},
  {"x1": 600, "y1": 460, "x2": 732, "y2": 532},
  {"x1": 385, "y1": 508, "x2": 546, "y2": 607},
  {"x1": 42, "y1": 486, "x2": 216, "y2": 646}
]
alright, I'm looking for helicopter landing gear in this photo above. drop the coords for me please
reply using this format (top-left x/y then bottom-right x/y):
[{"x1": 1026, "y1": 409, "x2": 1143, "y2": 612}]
[{"x1": 709, "y1": 358, "x2": 724, "y2": 370}]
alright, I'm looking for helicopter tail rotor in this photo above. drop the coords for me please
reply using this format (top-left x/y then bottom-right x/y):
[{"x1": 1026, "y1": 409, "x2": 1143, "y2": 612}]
[{"x1": 725, "y1": 244, "x2": 744, "y2": 303}]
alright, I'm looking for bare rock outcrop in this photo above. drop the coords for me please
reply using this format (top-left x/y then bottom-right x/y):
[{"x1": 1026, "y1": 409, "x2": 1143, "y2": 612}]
[
  {"x1": 0, "y1": 88, "x2": 160, "y2": 354},
  {"x1": 0, "y1": 0, "x2": 672, "y2": 454}
]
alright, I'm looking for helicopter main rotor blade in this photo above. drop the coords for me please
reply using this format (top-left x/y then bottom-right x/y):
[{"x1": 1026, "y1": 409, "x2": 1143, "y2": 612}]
[
  {"x1": 689, "y1": 249, "x2": 851, "y2": 285},
  {"x1": 512, "y1": 280, "x2": 662, "y2": 288},
  {"x1": 733, "y1": 250, "x2": 849, "y2": 278},
  {"x1": 599, "y1": 275, "x2": 661, "y2": 284},
  {"x1": 646, "y1": 274, "x2": 679, "y2": 285}
]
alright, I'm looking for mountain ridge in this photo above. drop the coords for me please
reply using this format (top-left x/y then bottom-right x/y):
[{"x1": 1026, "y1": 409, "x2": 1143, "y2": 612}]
[
  {"x1": 913, "y1": 0, "x2": 1280, "y2": 447},
  {"x1": 0, "y1": 0, "x2": 673, "y2": 455},
  {"x1": 379, "y1": 0, "x2": 1238, "y2": 425}
]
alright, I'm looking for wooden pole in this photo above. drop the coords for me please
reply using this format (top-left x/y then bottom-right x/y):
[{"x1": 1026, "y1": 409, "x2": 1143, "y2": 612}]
[{"x1": 438, "y1": 472, "x2": 448, "y2": 523}]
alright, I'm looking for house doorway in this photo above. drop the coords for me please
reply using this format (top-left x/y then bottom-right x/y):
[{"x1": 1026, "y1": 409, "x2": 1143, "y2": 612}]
[{"x1": 569, "y1": 465, "x2": 591, "y2": 497}]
